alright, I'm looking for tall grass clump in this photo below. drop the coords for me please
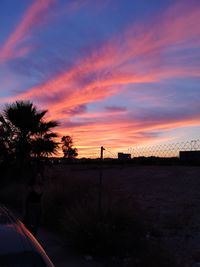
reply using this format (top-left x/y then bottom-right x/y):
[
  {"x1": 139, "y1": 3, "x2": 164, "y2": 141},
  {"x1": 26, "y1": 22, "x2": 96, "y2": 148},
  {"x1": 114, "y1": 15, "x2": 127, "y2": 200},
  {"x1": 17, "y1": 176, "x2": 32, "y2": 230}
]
[
  {"x1": 60, "y1": 195, "x2": 146, "y2": 258},
  {"x1": 41, "y1": 171, "x2": 146, "y2": 257},
  {"x1": 41, "y1": 172, "x2": 97, "y2": 231}
]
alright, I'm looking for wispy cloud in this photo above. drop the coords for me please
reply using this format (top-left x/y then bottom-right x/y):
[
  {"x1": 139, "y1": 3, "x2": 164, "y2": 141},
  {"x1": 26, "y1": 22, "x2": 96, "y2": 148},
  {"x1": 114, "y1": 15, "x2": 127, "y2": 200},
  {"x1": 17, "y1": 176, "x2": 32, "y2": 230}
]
[
  {"x1": 1, "y1": 0, "x2": 200, "y2": 155},
  {"x1": 58, "y1": 0, "x2": 112, "y2": 16},
  {"x1": 58, "y1": 105, "x2": 200, "y2": 157},
  {"x1": 0, "y1": 0, "x2": 55, "y2": 63},
  {"x1": 9, "y1": 0, "x2": 200, "y2": 105},
  {"x1": 105, "y1": 106, "x2": 127, "y2": 113},
  {"x1": 60, "y1": 121, "x2": 198, "y2": 157}
]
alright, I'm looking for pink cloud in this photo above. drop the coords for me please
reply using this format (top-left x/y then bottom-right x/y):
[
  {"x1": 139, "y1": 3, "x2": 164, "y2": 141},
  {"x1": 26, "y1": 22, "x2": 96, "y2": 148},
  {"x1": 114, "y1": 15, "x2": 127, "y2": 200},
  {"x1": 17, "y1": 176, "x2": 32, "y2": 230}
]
[
  {"x1": 2, "y1": 1, "x2": 200, "y2": 156},
  {"x1": 8, "y1": 0, "x2": 199, "y2": 106},
  {"x1": 57, "y1": 112, "x2": 200, "y2": 157},
  {"x1": 0, "y1": 0, "x2": 55, "y2": 63}
]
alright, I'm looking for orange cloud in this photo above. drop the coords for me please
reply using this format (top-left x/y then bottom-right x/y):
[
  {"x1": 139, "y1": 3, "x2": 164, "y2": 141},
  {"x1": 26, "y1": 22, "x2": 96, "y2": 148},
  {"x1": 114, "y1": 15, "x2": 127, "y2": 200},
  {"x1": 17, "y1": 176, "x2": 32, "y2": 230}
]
[
  {"x1": 55, "y1": 109, "x2": 200, "y2": 157},
  {"x1": 2, "y1": 1, "x2": 200, "y2": 157}
]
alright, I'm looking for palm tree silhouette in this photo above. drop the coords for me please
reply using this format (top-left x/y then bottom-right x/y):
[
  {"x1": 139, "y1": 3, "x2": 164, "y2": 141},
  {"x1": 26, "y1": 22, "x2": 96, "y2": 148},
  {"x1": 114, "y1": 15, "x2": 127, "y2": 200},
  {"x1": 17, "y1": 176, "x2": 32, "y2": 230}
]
[{"x1": 2, "y1": 101, "x2": 59, "y2": 171}]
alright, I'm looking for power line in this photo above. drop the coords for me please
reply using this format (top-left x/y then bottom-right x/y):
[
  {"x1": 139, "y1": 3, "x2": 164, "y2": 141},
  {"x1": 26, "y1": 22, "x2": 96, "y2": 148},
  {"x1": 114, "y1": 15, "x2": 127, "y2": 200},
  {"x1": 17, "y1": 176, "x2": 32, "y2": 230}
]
[{"x1": 104, "y1": 148, "x2": 117, "y2": 158}]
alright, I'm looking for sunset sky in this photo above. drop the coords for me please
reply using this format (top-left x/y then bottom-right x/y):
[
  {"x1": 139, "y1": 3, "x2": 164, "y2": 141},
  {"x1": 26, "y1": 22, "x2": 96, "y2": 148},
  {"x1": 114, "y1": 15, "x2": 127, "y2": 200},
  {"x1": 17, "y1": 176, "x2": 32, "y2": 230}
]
[{"x1": 0, "y1": 0, "x2": 200, "y2": 157}]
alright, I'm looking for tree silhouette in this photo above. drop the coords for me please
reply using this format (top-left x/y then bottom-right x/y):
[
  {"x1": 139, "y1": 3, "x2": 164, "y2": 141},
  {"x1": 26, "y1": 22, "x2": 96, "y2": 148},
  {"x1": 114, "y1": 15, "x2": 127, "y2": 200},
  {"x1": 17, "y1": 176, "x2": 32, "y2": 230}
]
[
  {"x1": 1, "y1": 101, "x2": 59, "y2": 163},
  {"x1": 61, "y1": 135, "x2": 78, "y2": 159},
  {"x1": 0, "y1": 115, "x2": 15, "y2": 165}
]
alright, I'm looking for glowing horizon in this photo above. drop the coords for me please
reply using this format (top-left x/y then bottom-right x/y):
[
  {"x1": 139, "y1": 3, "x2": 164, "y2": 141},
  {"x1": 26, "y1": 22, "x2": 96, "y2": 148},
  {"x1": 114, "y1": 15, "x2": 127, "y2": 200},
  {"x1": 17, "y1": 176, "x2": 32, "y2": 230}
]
[{"x1": 0, "y1": 0, "x2": 200, "y2": 157}]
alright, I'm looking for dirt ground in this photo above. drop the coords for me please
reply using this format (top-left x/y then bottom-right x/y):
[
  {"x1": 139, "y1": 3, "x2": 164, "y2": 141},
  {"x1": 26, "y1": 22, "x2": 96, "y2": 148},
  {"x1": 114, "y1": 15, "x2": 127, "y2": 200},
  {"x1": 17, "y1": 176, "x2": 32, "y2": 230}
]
[
  {"x1": 37, "y1": 228, "x2": 103, "y2": 267},
  {"x1": 46, "y1": 164, "x2": 200, "y2": 266}
]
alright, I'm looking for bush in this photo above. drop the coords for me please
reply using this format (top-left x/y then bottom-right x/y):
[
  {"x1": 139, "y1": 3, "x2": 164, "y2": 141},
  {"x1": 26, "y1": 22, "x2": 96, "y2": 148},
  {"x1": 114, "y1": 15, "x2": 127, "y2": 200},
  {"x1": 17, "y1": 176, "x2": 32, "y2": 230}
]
[{"x1": 41, "y1": 173, "x2": 96, "y2": 230}]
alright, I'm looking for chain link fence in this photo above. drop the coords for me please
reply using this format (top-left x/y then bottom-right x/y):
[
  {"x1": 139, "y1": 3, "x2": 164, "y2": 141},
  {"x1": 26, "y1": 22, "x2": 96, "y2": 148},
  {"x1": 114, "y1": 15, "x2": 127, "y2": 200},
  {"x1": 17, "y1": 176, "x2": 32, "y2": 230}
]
[
  {"x1": 128, "y1": 139, "x2": 200, "y2": 158},
  {"x1": 79, "y1": 139, "x2": 200, "y2": 159},
  {"x1": 82, "y1": 148, "x2": 118, "y2": 159}
]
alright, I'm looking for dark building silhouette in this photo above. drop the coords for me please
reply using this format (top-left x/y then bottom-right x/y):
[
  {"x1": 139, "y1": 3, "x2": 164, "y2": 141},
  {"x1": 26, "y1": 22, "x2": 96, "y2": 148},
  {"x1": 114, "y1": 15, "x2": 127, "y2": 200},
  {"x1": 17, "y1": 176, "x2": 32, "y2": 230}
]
[
  {"x1": 118, "y1": 152, "x2": 131, "y2": 160},
  {"x1": 180, "y1": 151, "x2": 200, "y2": 163}
]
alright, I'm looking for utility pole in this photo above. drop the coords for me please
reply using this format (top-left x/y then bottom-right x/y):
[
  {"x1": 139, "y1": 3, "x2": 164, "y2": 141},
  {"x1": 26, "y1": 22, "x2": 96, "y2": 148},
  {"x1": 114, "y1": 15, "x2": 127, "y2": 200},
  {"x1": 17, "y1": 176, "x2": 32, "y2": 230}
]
[{"x1": 98, "y1": 146, "x2": 104, "y2": 216}]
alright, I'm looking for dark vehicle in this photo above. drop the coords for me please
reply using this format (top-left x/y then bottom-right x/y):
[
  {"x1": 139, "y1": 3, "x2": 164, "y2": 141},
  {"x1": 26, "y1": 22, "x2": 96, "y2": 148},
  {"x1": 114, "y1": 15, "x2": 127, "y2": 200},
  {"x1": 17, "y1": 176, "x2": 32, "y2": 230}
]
[{"x1": 0, "y1": 206, "x2": 55, "y2": 266}]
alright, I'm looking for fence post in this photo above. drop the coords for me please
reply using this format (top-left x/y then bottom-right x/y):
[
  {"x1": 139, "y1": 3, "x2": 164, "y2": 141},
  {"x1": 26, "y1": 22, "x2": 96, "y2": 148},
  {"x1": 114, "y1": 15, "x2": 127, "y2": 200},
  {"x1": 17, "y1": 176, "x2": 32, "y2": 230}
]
[{"x1": 98, "y1": 146, "x2": 104, "y2": 216}]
